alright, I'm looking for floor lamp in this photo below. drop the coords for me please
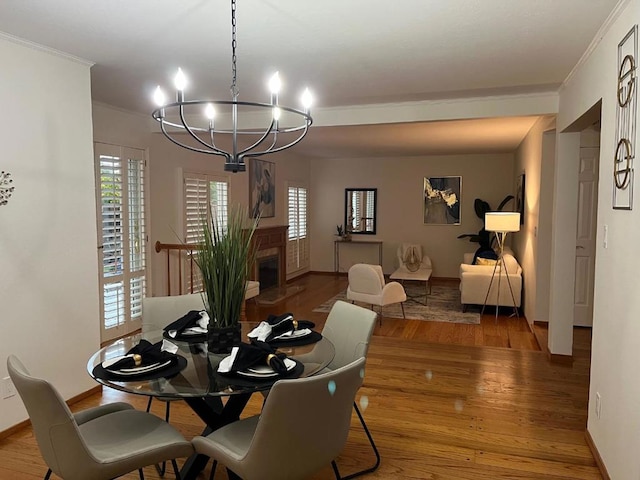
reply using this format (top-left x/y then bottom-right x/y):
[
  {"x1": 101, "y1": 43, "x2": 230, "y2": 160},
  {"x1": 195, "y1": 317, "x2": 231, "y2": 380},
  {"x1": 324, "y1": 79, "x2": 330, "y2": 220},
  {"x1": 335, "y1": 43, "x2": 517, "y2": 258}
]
[{"x1": 481, "y1": 212, "x2": 521, "y2": 319}]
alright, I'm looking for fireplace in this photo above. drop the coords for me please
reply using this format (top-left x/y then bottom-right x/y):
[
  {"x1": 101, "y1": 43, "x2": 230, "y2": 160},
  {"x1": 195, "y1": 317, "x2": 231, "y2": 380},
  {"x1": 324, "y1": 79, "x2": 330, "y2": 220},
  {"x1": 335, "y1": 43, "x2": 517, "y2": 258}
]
[
  {"x1": 257, "y1": 255, "x2": 279, "y2": 291},
  {"x1": 250, "y1": 225, "x2": 288, "y2": 288}
]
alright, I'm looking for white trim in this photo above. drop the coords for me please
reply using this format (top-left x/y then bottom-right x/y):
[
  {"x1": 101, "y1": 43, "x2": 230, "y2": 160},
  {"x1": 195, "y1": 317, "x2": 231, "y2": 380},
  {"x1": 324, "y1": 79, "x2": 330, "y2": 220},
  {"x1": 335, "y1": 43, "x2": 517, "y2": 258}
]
[
  {"x1": 561, "y1": 0, "x2": 631, "y2": 90},
  {"x1": 0, "y1": 31, "x2": 94, "y2": 66}
]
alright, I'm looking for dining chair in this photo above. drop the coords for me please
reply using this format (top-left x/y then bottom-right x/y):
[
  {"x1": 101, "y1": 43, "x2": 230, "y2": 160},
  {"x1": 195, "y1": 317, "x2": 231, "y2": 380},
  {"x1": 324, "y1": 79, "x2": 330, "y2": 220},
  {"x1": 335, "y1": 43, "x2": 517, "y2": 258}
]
[
  {"x1": 192, "y1": 357, "x2": 366, "y2": 480},
  {"x1": 321, "y1": 300, "x2": 380, "y2": 479},
  {"x1": 142, "y1": 293, "x2": 206, "y2": 475},
  {"x1": 7, "y1": 354, "x2": 194, "y2": 480},
  {"x1": 346, "y1": 263, "x2": 406, "y2": 321}
]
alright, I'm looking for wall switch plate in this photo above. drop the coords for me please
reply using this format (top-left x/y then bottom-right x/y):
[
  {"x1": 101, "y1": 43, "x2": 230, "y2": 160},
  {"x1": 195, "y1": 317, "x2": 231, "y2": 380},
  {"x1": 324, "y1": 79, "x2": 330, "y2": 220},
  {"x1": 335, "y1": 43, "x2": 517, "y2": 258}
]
[
  {"x1": 603, "y1": 225, "x2": 608, "y2": 249},
  {"x1": 1, "y1": 377, "x2": 16, "y2": 399},
  {"x1": 595, "y1": 392, "x2": 601, "y2": 419}
]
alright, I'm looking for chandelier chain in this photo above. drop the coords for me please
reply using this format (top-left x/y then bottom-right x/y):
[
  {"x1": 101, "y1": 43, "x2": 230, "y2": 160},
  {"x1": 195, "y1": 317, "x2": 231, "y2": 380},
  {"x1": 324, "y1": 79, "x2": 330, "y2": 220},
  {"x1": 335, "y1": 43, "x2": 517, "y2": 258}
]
[{"x1": 230, "y1": 0, "x2": 238, "y2": 97}]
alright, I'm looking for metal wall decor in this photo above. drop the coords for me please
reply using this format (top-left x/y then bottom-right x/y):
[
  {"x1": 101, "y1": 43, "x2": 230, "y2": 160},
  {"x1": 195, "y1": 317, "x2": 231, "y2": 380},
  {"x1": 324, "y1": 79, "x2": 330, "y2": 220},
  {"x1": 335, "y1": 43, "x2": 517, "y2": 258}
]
[
  {"x1": 0, "y1": 171, "x2": 14, "y2": 206},
  {"x1": 613, "y1": 25, "x2": 637, "y2": 210}
]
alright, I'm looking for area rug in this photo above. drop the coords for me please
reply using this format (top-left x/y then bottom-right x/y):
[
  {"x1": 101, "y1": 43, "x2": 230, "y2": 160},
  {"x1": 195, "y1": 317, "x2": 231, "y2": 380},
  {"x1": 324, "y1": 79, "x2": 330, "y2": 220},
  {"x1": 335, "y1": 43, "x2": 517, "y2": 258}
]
[{"x1": 312, "y1": 284, "x2": 480, "y2": 324}]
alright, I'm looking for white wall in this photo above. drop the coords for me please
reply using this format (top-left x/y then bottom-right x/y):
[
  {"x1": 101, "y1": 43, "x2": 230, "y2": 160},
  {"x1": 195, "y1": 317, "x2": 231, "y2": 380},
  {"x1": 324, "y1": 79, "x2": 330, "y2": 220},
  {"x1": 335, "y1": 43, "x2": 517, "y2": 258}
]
[
  {"x1": 309, "y1": 154, "x2": 515, "y2": 277},
  {"x1": 557, "y1": 0, "x2": 640, "y2": 477},
  {"x1": 0, "y1": 36, "x2": 98, "y2": 430},
  {"x1": 513, "y1": 116, "x2": 556, "y2": 323}
]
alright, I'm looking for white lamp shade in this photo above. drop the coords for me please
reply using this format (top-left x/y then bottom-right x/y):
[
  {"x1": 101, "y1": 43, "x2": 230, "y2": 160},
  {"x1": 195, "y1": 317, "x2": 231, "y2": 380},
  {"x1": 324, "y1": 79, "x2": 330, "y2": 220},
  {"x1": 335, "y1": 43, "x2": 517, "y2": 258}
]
[{"x1": 485, "y1": 212, "x2": 520, "y2": 232}]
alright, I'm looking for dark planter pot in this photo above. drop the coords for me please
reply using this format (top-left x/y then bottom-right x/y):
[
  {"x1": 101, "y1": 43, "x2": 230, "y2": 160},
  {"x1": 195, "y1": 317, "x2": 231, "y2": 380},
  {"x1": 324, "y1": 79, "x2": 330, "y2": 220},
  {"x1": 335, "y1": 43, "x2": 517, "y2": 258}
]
[{"x1": 207, "y1": 324, "x2": 241, "y2": 354}]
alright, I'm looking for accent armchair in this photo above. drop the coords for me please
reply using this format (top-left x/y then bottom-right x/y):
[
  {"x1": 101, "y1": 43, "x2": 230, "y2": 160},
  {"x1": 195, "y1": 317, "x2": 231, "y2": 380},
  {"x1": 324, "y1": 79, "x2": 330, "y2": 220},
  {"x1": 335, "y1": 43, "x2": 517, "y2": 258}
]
[{"x1": 347, "y1": 263, "x2": 406, "y2": 318}]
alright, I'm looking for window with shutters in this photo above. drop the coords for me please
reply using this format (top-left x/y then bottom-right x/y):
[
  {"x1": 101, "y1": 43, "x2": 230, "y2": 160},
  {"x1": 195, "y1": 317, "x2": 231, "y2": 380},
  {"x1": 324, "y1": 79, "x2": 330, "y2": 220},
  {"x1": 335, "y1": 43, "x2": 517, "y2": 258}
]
[
  {"x1": 287, "y1": 184, "x2": 309, "y2": 275},
  {"x1": 183, "y1": 172, "x2": 229, "y2": 292},
  {"x1": 95, "y1": 143, "x2": 147, "y2": 343}
]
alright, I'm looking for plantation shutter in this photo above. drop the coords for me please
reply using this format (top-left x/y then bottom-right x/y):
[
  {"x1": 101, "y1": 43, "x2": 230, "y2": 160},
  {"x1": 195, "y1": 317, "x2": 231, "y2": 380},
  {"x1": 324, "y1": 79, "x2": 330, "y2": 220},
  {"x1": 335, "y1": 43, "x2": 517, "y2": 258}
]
[
  {"x1": 365, "y1": 190, "x2": 375, "y2": 231},
  {"x1": 183, "y1": 172, "x2": 229, "y2": 292},
  {"x1": 95, "y1": 143, "x2": 146, "y2": 343},
  {"x1": 287, "y1": 184, "x2": 309, "y2": 274}
]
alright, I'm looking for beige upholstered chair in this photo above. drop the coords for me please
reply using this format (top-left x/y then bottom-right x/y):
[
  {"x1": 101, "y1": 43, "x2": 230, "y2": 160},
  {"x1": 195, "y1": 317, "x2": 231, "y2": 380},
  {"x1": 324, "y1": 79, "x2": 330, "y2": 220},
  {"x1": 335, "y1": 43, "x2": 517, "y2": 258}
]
[
  {"x1": 7, "y1": 355, "x2": 193, "y2": 480},
  {"x1": 347, "y1": 263, "x2": 406, "y2": 318},
  {"x1": 192, "y1": 357, "x2": 366, "y2": 480},
  {"x1": 321, "y1": 300, "x2": 380, "y2": 478}
]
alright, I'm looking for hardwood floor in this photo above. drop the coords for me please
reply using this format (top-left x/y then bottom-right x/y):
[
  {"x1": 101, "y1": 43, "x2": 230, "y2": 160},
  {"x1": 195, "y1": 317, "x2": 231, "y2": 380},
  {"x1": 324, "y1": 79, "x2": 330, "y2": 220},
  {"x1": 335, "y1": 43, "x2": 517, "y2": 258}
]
[{"x1": 0, "y1": 274, "x2": 599, "y2": 479}]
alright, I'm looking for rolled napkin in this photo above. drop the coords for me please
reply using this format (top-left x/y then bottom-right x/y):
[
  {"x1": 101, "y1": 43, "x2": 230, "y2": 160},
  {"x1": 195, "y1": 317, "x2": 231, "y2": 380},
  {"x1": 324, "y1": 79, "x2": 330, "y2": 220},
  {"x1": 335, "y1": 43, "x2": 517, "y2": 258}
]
[
  {"x1": 104, "y1": 339, "x2": 178, "y2": 371},
  {"x1": 163, "y1": 310, "x2": 209, "y2": 338},
  {"x1": 217, "y1": 341, "x2": 289, "y2": 375},
  {"x1": 247, "y1": 313, "x2": 316, "y2": 342}
]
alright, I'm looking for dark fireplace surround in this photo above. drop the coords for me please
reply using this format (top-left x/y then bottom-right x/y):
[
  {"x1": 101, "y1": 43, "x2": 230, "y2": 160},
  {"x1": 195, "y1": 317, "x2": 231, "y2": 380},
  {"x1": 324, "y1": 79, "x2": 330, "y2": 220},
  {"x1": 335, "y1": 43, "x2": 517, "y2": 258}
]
[{"x1": 251, "y1": 226, "x2": 288, "y2": 291}]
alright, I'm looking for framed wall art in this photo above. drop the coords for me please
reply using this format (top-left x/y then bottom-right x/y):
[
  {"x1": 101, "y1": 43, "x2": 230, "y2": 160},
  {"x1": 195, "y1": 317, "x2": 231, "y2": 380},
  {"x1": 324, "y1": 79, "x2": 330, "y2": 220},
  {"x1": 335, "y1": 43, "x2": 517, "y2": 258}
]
[
  {"x1": 613, "y1": 25, "x2": 637, "y2": 210},
  {"x1": 249, "y1": 158, "x2": 275, "y2": 218},
  {"x1": 516, "y1": 173, "x2": 525, "y2": 224},
  {"x1": 423, "y1": 176, "x2": 461, "y2": 225}
]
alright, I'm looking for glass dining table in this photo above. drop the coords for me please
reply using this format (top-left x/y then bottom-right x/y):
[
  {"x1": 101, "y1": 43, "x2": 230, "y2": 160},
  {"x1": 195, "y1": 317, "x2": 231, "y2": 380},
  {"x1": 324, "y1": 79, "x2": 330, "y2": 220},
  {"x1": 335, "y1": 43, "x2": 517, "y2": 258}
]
[{"x1": 87, "y1": 328, "x2": 335, "y2": 480}]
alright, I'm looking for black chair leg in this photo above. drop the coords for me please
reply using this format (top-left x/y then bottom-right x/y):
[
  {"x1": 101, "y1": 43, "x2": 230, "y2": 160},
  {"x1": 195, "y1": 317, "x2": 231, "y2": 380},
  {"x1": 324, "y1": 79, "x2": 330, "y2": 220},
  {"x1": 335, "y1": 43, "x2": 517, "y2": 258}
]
[
  {"x1": 331, "y1": 460, "x2": 342, "y2": 479},
  {"x1": 338, "y1": 402, "x2": 381, "y2": 480},
  {"x1": 138, "y1": 468, "x2": 145, "y2": 480},
  {"x1": 146, "y1": 396, "x2": 153, "y2": 412},
  {"x1": 400, "y1": 302, "x2": 405, "y2": 318},
  {"x1": 208, "y1": 460, "x2": 218, "y2": 480},
  {"x1": 171, "y1": 459, "x2": 182, "y2": 480},
  {"x1": 43, "y1": 469, "x2": 52, "y2": 480}
]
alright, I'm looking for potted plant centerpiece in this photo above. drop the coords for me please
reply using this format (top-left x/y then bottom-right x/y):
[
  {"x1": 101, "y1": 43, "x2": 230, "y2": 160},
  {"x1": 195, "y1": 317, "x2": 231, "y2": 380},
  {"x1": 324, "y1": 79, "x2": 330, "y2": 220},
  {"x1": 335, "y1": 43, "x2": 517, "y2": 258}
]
[{"x1": 195, "y1": 205, "x2": 259, "y2": 353}]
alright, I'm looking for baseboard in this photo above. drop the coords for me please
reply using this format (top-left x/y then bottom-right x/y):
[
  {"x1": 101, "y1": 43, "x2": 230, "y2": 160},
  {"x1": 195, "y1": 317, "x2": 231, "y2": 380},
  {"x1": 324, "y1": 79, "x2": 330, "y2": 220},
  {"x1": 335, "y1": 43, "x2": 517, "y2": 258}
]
[
  {"x1": 548, "y1": 352, "x2": 573, "y2": 364},
  {"x1": 585, "y1": 429, "x2": 611, "y2": 480},
  {"x1": 0, "y1": 385, "x2": 103, "y2": 440}
]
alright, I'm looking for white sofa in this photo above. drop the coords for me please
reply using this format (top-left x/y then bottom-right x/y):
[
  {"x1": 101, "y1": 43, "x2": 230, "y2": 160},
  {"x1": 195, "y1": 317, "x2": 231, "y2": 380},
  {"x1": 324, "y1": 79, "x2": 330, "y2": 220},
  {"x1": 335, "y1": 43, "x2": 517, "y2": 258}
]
[{"x1": 459, "y1": 252, "x2": 522, "y2": 310}]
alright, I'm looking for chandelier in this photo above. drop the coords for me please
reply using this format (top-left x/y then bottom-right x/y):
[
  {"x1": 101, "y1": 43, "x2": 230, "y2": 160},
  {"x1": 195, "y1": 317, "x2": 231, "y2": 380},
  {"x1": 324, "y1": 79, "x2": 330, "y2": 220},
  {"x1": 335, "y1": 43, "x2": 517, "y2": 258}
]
[{"x1": 151, "y1": 0, "x2": 313, "y2": 173}]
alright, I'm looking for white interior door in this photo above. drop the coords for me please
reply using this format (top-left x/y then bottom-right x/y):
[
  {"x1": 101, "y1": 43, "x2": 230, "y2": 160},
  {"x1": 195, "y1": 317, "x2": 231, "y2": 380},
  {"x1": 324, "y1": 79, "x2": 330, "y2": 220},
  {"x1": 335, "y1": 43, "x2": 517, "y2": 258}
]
[{"x1": 573, "y1": 132, "x2": 599, "y2": 327}]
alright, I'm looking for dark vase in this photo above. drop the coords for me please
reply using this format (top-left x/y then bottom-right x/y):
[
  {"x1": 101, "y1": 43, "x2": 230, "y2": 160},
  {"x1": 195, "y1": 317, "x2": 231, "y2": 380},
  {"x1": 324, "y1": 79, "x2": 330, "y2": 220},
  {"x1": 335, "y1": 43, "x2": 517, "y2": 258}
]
[{"x1": 207, "y1": 324, "x2": 241, "y2": 354}]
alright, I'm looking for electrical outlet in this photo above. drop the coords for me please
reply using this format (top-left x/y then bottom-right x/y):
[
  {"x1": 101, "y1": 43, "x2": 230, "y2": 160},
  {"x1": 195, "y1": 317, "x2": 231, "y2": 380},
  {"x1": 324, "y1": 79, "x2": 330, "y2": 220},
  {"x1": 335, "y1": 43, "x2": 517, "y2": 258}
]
[
  {"x1": 1, "y1": 377, "x2": 16, "y2": 399},
  {"x1": 595, "y1": 392, "x2": 601, "y2": 419}
]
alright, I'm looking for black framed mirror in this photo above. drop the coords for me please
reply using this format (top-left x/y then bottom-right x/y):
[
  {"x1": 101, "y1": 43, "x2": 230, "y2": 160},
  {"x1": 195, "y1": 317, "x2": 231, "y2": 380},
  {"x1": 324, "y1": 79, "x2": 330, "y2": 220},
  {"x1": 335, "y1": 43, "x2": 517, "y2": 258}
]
[{"x1": 345, "y1": 188, "x2": 377, "y2": 235}]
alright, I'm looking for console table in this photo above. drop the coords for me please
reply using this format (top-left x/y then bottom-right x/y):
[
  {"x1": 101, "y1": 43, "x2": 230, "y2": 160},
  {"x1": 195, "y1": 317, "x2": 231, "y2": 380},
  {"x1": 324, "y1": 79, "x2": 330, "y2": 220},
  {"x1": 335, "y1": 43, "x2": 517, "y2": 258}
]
[{"x1": 334, "y1": 239, "x2": 383, "y2": 273}]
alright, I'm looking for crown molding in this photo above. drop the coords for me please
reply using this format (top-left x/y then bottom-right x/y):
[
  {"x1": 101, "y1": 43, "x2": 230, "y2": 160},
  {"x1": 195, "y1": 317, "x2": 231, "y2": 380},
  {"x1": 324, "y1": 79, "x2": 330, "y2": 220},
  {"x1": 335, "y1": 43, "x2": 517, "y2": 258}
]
[
  {"x1": 0, "y1": 31, "x2": 93, "y2": 66},
  {"x1": 561, "y1": 0, "x2": 631, "y2": 89}
]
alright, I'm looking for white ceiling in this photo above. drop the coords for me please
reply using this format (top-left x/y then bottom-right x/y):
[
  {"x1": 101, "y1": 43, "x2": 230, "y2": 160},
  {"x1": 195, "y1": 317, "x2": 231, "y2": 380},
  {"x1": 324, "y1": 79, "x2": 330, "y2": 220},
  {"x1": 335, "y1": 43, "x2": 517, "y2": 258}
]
[{"x1": 0, "y1": 0, "x2": 619, "y2": 158}]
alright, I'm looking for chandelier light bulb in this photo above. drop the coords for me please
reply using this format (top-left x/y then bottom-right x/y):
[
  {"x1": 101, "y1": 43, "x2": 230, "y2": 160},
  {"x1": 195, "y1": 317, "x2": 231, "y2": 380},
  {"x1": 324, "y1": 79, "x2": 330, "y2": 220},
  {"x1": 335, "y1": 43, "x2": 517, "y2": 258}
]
[
  {"x1": 268, "y1": 71, "x2": 282, "y2": 95},
  {"x1": 174, "y1": 68, "x2": 187, "y2": 91},
  {"x1": 301, "y1": 88, "x2": 313, "y2": 109},
  {"x1": 204, "y1": 103, "x2": 216, "y2": 120},
  {"x1": 273, "y1": 107, "x2": 281, "y2": 121},
  {"x1": 153, "y1": 86, "x2": 166, "y2": 106}
]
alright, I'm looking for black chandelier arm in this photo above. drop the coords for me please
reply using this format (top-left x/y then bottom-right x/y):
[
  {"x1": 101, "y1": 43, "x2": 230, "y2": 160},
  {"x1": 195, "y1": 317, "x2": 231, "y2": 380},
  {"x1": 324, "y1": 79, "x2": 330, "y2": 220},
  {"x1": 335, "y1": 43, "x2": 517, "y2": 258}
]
[
  {"x1": 159, "y1": 120, "x2": 231, "y2": 160},
  {"x1": 236, "y1": 117, "x2": 278, "y2": 156},
  {"x1": 177, "y1": 103, "x2": 230, "y2": 157},
  {"x1": 243, "y1": 122, "x2": 310, "y2": 158}
]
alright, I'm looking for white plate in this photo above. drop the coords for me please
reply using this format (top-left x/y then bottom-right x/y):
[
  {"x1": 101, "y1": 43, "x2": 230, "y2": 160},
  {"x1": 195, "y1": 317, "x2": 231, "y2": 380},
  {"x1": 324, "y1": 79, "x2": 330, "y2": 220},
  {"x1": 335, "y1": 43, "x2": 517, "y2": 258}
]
[
  {"x1": 103, "y1": 356, "x2": 173, "y2": 375},
  {"x1": 238, "y1": 358, "x2": 296, "y2": 378},
  {"x1": 272, "y1": 328, "x2": 312, "y2": 341}
]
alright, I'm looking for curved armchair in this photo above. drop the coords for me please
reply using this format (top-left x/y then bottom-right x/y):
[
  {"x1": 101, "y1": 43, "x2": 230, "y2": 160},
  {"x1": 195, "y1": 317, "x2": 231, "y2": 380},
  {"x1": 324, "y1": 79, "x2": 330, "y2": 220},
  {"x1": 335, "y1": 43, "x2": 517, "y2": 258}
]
[
  {"x1": 7, "y1": 355, "x2": 193, "y2": 480},
  {"x1": 192, "y1": 358, "x2": 366, "y2": 480},
  {"x1": 347, "y1": 263, "x2": 406, "y2": 318}
]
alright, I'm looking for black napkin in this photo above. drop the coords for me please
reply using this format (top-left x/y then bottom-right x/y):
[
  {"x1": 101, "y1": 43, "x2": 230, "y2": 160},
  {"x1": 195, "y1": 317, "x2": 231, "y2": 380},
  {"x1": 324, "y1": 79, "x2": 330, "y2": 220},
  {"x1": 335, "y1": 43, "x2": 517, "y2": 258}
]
[
  {"x1": 266, "y1": 313, "x2": 315, "y2": 338},
  {"x1": 106, "y1": 340, "x2": 176, "y2": 371},
  {"x1": 227, "y1": 341, "x2": 289, "y2": 375},
  {"x1": 163, "y1": 310, "x2": 205, "y2": 336}
]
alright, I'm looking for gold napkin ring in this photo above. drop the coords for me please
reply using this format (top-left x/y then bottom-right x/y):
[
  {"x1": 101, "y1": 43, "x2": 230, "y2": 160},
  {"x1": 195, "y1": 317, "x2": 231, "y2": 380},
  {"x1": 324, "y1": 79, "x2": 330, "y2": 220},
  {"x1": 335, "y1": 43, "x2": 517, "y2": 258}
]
[
  {"x1": 133, "y1": 354, "x2": 142, "y2": 367},
  {"x1": 266, "y1": 354, "x2": 276, "y2": 365},
  {"x1": 292, "y1": 320, "x2": 298, "y2": 330}
]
